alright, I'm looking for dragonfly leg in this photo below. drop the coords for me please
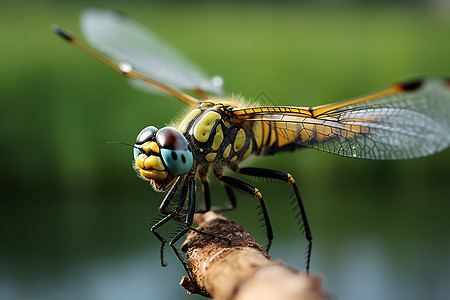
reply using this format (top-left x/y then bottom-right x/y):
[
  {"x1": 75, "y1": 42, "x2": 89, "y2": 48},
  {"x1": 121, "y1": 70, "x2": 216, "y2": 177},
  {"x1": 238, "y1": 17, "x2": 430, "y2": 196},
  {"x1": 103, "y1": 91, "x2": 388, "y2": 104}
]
[
  {"x1": 214, "y1": 183, "x2": 237, "y2": 212},
  {"x1": 168, "y1": 177, "x2": 231, "y2": 279},
  {"x1": 216, "y1": 174, "x2": 273, "y2": 252},
  {"x1": 151, "y1": 177, "x2": 189, "y2": 267},
  {"x1": 168, "y1": 176, "x2": 196, "y2": 278},
  {"x1": 197, "y1": 172, "x2": 237, "y2": 213},
  {"x1": 169, "y1": 176, "x2": 231, "y2": 280},
  {"x1": 197, "y1": 172, "x2": 211, "y2": 213},
  {"x1": 236, "y1": 167, "x2": 312, "y2": 273},
  {"x1": 158, "y1": 176, "x2": 183, "y2": 215}
]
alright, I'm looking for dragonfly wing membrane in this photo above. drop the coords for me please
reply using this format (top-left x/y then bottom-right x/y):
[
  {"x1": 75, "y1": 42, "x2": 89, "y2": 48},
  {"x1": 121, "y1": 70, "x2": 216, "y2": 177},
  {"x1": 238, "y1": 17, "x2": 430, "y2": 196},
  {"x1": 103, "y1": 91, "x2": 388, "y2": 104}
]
[
  {"x1": 80, "y1": 8, "x2": 224, "y2": 95},
  {"x1": 233, "y1": 78, "x2": 450, "y2": 160}
]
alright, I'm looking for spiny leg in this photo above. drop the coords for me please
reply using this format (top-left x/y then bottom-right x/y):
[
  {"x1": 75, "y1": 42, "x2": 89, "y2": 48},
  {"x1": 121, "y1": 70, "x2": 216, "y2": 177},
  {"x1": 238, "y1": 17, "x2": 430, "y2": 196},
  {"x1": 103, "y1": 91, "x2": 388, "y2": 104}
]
[
  {"x1": 236, "y1": 167, "x2": 313, "y2": 273},
  {"x1": 151, "y1": 176, "x2": 188, "y2": 267},
  {"x1": 216, "y1": 174, "x2": 273, "y2": 252},
  {"x1": 169, "y1": 176, "x2": 232, "y2": 279}
]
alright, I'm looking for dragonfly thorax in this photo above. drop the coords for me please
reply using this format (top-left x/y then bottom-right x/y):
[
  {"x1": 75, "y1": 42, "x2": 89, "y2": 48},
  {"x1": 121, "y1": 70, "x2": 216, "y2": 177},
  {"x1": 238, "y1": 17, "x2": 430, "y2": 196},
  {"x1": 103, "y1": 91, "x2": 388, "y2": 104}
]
[{"x1": 177, "y1": 102, "x2": 257, "y2": 168}]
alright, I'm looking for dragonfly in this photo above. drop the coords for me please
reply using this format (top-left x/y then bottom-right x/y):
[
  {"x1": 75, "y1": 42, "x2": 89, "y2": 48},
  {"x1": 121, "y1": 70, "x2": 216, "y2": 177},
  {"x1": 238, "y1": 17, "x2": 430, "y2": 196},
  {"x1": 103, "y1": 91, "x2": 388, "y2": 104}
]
[{"x1": 53, "y1": 8, "x2": 450, "y2": 276}]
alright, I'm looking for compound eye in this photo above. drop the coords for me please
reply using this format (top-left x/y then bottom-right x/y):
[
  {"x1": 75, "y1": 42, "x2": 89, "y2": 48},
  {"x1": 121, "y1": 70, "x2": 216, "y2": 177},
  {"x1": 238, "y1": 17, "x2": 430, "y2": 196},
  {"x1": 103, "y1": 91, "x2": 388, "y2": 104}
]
[
  {"x1": 160, "y1": 148, "x2": 193, "y2": 176},
  {"x1": 136, "y1": 126, "x2": 158, "y2": 145},
  {"x1": 156, "y1": 127, "x2": 189, "y2": 150},
  {"x1": 133, "y1": 147, "x2": 140, "y2": 160},
  {"x1": 156, "y1": 127, "x2": 193, "y2": 176}
]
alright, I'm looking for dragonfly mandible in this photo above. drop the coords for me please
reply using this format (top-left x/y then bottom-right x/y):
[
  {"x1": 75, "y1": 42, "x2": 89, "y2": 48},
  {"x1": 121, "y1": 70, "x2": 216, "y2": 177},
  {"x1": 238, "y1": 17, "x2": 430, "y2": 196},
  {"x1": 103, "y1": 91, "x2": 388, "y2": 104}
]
[{"x1": 53, "y1": 8, "x2": 450, "y2": 276}]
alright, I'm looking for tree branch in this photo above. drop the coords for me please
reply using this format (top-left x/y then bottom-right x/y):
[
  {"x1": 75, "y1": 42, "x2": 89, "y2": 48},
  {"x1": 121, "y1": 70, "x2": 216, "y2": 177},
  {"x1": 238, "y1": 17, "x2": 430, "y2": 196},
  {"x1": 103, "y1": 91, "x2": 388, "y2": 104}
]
[{"x1": 179, "y1": 211, "x2": 330, "y2": 300}]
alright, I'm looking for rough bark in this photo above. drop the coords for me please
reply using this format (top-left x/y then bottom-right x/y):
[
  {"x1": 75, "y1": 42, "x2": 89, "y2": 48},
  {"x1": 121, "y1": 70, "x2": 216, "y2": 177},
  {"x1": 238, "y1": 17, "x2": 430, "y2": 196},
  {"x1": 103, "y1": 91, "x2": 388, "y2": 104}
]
[{"x1": 179, "y1": 211, "x2": 330, "y2": 300}]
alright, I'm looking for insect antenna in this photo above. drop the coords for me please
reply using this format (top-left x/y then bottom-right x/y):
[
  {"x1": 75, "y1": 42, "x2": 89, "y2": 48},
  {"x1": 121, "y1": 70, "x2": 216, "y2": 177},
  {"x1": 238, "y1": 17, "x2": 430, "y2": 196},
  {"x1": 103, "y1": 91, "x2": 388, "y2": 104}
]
[{"x1": 106, "y1": 141, "x2": 139, "y2": 149}]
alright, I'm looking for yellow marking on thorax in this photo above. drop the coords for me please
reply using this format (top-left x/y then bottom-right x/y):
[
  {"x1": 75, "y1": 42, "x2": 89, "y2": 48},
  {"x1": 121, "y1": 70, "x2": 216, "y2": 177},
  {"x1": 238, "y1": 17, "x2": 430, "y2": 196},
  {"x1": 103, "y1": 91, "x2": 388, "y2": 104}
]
[
  {"x1": 214, "y1": 102, "x2": 231, "y2": 108},
  {"x1": 233, "y1": 128, "x2": 246, "y2": 152},
  {"x1": 261, "y1": 121, "x2": 271, "y2": 146},
  {"x1": 205, "y1": 152, "x2": 217, "y2": 162},
  {"x1": 211, "y1": 124, "x2": 224, "y2": 151},
  {"x1": 194, "y1": 111, "x2": 221, "y2": 143},
  {"x1": 223, "y1": 144, "x2": 232, "y2": 158},
  {"x1": 178, "y1": 108, "x2": 201, "y2": 134},
  {"x1": 230, "y1": 155, "x2": 238, "y2": 163},
  {"x1": 252, "y1": 122, "x2": 263, "y2": 148},
  {"x1": 222, "y1": 120, "x2": 231, "y2": 128}
]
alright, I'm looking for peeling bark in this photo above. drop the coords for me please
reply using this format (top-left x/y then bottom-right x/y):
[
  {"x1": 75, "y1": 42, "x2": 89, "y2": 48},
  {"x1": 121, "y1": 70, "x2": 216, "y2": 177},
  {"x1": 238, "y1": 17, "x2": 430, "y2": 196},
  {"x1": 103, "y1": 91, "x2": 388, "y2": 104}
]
[{"x1": 179, "y1": 211, "x2": 330, "y2": 300}]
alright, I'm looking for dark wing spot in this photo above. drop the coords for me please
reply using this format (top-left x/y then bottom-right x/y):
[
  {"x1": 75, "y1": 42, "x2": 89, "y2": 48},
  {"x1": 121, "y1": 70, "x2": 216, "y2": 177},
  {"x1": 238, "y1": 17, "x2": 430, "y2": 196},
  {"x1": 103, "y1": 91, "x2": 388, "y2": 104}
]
[
  {"x1": 171, "y1": 151, "x2": 177, "y2": 160},
  {"x1": 52, "y1": 25, "x2": 74, "y2": 42},
  {"x1": 181, "y1": 154, "x2": 186, "y2": 164},
  {"x1": 398, "y1": 79, "x2": 423, "y2": 92}
]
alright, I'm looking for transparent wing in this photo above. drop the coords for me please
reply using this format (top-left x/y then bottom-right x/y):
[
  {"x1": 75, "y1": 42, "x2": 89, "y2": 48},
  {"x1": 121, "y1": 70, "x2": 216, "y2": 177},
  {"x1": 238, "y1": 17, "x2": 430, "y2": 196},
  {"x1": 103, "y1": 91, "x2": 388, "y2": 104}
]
[
  {"x1": 231, "y1": 78, "x2": 450, "y2": 160},
  {"x1": 80, "y1": 8, "x2": 224, "y2": 95}
]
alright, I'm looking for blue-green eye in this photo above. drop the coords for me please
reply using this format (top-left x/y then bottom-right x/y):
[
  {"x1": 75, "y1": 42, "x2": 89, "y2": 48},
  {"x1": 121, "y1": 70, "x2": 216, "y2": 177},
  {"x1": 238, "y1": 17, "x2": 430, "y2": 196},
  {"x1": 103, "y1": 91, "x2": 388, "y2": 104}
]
[
  {"x1": 155, "y1": 127, "x2": 193, "y2": 175},
  {"x1": 160, "y1": 148, "x2": 193, "y2": 175},
  {"x1": 133, "y1": 147, "x2": 140, "y2": 160}
]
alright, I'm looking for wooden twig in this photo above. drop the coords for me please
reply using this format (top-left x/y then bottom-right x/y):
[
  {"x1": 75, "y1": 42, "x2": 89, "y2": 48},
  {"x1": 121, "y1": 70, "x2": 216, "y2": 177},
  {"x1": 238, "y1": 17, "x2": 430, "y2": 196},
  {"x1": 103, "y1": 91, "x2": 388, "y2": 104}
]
[{"x1": 179, "y1": 211, "x2": 330, "y2": 300}]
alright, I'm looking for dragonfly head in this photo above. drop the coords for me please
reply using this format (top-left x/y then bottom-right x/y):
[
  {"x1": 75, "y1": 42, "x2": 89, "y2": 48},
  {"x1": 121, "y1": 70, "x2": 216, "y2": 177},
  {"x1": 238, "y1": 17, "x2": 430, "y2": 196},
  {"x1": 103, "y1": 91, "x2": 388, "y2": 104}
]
[{"x1": 133, "y1": 126, "x2": 193, "y2": 191}]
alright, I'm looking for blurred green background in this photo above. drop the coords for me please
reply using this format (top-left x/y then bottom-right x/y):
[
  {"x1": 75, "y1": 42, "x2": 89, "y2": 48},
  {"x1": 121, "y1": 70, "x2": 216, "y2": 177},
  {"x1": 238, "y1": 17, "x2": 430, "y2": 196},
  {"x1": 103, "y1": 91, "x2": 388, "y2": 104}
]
[{"x1": 1, "y1": 1, "x2": 450, "y2": 300}]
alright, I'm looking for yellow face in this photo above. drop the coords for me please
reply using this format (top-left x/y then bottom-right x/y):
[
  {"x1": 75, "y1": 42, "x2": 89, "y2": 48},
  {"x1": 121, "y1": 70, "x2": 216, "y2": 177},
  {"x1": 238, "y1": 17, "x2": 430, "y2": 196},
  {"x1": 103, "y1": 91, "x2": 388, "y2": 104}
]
[
  {"x1": 133, "y1": 126, "x2": 193, "y2": 191},
  {"x1": 134, "y1": 141, "x2": 176, "y2": 191}
]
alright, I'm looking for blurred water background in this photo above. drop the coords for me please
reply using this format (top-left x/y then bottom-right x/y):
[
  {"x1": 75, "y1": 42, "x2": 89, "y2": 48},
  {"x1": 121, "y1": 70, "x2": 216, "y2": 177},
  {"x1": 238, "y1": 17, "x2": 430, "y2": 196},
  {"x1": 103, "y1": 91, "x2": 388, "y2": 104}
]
[{"x1": 1, "y1": 1, "x2": 450, "y2": 299}]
